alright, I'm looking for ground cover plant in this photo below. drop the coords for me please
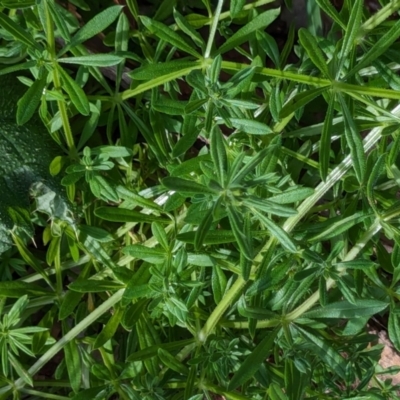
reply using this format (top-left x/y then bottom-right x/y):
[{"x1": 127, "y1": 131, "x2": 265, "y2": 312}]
[{"x1": 1, "y1": 0, "x2": 400, "y2": 398}]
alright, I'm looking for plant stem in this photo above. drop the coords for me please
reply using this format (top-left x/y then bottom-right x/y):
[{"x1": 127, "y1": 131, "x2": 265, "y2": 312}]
[
  {"x1": 0, "y1": 289, "x2": 125, "y2": 396},
  {"x1": 361, "y1": 0, "x2": 400, "y2": 32},
  {"x1": 204, "y1": 0, "x2": 224, "y2": 59}
]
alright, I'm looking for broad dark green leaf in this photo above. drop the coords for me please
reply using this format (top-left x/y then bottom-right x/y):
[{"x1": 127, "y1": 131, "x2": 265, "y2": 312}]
[{"x1": 228, "y1": 327, "x2": 280, "y2": 390}]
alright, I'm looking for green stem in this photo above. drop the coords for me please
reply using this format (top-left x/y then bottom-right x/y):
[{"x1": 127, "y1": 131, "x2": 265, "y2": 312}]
[
  {"x1": 0, "y1": 289, "x2": 124, "y2": 396},
  {"x1": 361, "y1": 0, "x2": 400, "y2": 32},
  {"x1": 198, "y1": 103, "x2": 400, "y2": 340},
  {"x1": 204, "y1": 0, "x2": 225, "y2": 59}
]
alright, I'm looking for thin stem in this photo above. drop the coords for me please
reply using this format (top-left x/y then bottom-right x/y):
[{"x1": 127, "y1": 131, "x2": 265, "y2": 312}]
[
  {"x1": 204, "y1": 0, "x2": 224, "y2": 59},
  {"x1": 0, "y1": 289, "x2": 124, "y2": 396},
  {"x1": 361, "y1": 0, "x2": 400, "y2": 32}
]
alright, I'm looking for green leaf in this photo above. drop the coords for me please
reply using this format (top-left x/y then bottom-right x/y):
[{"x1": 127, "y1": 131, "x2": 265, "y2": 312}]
[
  {"x1": 140, "y1": 16, "x2": 201, "y2": 58},
  {"x1": 162, "y1": 176, "x2": 216, "y2": 195},
  {"x1": 157, "y1": 348, "x2": 189, "y2": 375},
  {"x1": 229, "y1": 118, "x2": 273, "y2": 135},
  {"x1": 304, "y1": 300, "x2": 388, "y2": 319},
  {"x1": 68, "y1": 280, "x2": 125, "y2": 293},
  {"x1": 63, "y1": 325, "x2": 81, "y2": 393},
  {"x1": 194, "y1": 206, "x2": 215, "y2": 251},
  {"x1": 309, "y1": 211, "x2": 371, "y2": 242},
  {"x1": 68, "y1": 6, "x2": 123, "y2": 49},
  {"x1": 338, "y1": 94, "x2": 366, "y2": 183},
  {"x1": 389, "y1": 306, "x2": 400, "y2": 351},
  {"x1": 366, "y1": 154, "x2": 385, "y2": 214},
  {"x1": 0, "y1": 281, "x2": 52, "y2": 297},
  {"x1": 94, "y1": 207, "x2": 169, "y2": 223},
  {"x1": 16, "y1": 77, "x2": 46, "y2": 126},
  {"x1": 319, "y1": 93, "x2": 335, "y2": 181},
  {"x1": 337, "y1": 0, "x2": 363, "y2": 75},
  {"x1": 228, "y1": 327, "x2": 280, "y2": 390},
  {"x1": 211, "y1": 264, "x2": 227, "y2": 304},
  {"x1": 253, "y1": 210, "x2": 297, "y2": 253},
  {"x1": 230, "y1": 0, "x2": 246, "y2": 18},
  {"x1": 151, "y1": 222, "x2": 169, "y2": 251},
  {"x1": 0, "y1": 12, "x2": 41, "y2": 50},
  {"x1": 94, "y1": 306, "x2": 124, "y2": 349},
  {"x1": 316, "y1": 0, "x2": 345, "y2": 29},
  {"x1": 268, "y1": 187, "x2": 314, "y2": 204},
  {"x1": 177, "y1": 229, "x2": 269, "y2": 244},
  {"x1": 58, "y1": 54, "x2": 124, "y2": 67},
  {"x1": 173, "y1": 9, "x2": 204, "y2": 49},
  {"x1": 227, "y1": 206, "x2": 253, "y2": 261},
  {"x1": 57, "y1": 66, "x2": 90, "y2": 116},
  {"x1": 298, "y1": 29, "x2": 331, "y2": 78},
  {"x1": 123, "y1": 245, "x2": 166, "y2": 264},
  {"x1": 130, "y1": 60, "x2": 199, "y2": 80},
  {"x1": 210, "y1": 126, "x2": 227, "y2": 185},
  {"x1": 217, "y1": 9, "x2": 280, "y2": 55}
]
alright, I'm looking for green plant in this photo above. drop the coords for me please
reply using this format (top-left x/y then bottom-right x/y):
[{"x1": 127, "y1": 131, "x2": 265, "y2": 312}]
[{"x1": 1, "y1": 0, "x2": 400, "y2": 399}]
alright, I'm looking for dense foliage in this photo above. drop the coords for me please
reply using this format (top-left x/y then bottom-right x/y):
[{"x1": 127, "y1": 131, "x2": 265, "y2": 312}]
[{"x1": 1, "y1": 0, "x2": 400, "y2": 399}]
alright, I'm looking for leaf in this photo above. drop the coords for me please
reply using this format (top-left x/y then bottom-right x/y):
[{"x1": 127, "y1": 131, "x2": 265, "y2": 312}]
[
  {"x1": 217, "y1": 9, "x2": 280, "y2": 55},
  {"x1": 94, "y1": 207, "x2": 169, "y2": 223},
  {"x1": 68, "y1": 280, "x2": 124, "y2": 293},
  {"x1": 210, "y1": 126, "x2": 227, "y2": 185},
  {"x1": 57, "y1": 66, "x2": 90, "y2": 116},
  {"x1": 140, "y1": 16, "x2": 201, "y2": 58},
  {"x1": 63, "y1": 326, "x2": 81, "y2": 393},
  {"x1": 253, "y1": 210, "x2": 297, "y2": 253},
  {"x1": 366, "y1": 154, "x2": 385, "y2": 214},
  {"x1": 173, "y1": 9, "x2": 204, "y2": 49},
  {"x1": 0, "y1": 12, "x2": 41, "y2": 50},
  {"x1": 0, "y1": 281, "x2": 52, "y2": 297},
  {"x1": 157, "y1": 348, "x2": 189, "y2": 375},
  {"x1": 337, "y1": 0, "x2": 363, "y2": 75},
  {"x1": 68, "y1": 6, "x2": 123, "y2": 49},
  {"x1": 227, "y1": 206, "x2": 253, "y2": 261},
  {"x1": 58, "y1": 54, "x2": 124, "y2": 67},
  {"x1": 16, "y1": 77, "x2": 46, "y2": 125},
  {"x1": 316, "y1": 0, "x2": 345, "y2": 29},
  {"x1": 228, "y1": 327, "x2": 280, "y2": 390},
  {"x1": 212, "y1": 264, "x2": 227, "y2": 304},
  {"x1": 338, "y1": 94, "x2": 366, "y2": 183},
  {"x1": 319, "y1": 93, "x2": 335, "y2": 181},
  {"x1": 123, "y1": 245, "x2": 166, "y2": 264},
  {"x1": 94, "y1": 306, "x2": 124, "y2": 349},
  {"x1": 298, "y1": 29, "x2": 330, "y2": 78},
  {"x1": 130, "y1": 60, "x2": 199, "y2": 80},
  {"x1": 309, "y1": 211, "x2": 371, "y2": 242},
  {"x1": 303, "y1": 300, "x2": 388, "y2": 319},
  {"x1": 256, "y1": 31, "x2": 280, "y2": 67},
  {"x1": 162, "y1": 176, "x2": 216, "y2": 194},
  {"x1": 268, "y1": 187, "x2": 314, "y2": 204},
  {"x1": 0, "y1": 74, "x2": 66, "y2": 254},
  {"x1": 229, "y1": 118, "x2": 273, "y2": 135}
]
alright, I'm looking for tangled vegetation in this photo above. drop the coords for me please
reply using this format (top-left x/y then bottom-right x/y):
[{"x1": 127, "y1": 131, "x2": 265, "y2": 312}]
[{"x1": 1, "y1": 0, "x2": 400, "y2": 399}]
